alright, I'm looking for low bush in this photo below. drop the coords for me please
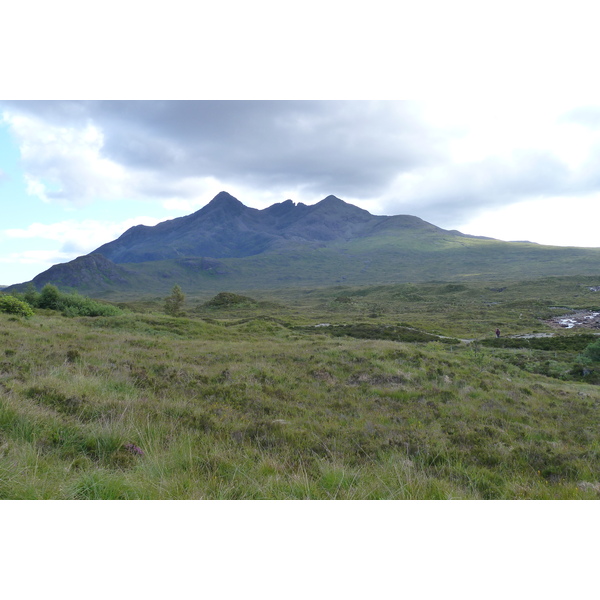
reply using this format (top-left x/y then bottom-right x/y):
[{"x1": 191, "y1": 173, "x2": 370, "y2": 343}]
[
  {"x1": 23, "y1": 284, "x2": 122, "y2": 317},
  {"x1": 0, "y1": 294, "x2": 34, "y2": 317},
  {"x1": 59, "y1": 295, "x2": 122, "y2": 317}
]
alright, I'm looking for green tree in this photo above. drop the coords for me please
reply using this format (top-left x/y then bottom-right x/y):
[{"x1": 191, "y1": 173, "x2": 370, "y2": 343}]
[
  {"x1": 23, "y1": 283, "x2": 39, "y2": 306},
  {"x1": 583, "y1": 339, "x2": 600, "y2": 362},
  {"x1": 38, "y1": 284, "x2": 61, "y2": 310},
  {"x1": 164, "y1": 285, "x2": 185, "y2": 316}
]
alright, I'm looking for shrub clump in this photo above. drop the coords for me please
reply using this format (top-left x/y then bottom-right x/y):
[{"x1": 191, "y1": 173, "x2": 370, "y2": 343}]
[
  {"x1": 22, "y1": 284, "x2": 122, "y2": 317},
  {"x1": 203, "y1": 292, "x2": 257, "y2": 308},
  {"x1": 582, "y1": 338, "x2": 600, "y2": 363},
  {"x1": 0, "y1": 294, "x2": 34, "y2": 317}
]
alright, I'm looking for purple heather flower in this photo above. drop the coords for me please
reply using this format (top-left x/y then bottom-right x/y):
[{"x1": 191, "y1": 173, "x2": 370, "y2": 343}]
[{"x1": 124, "y1": 443, "x2": 144, "y2": 456}]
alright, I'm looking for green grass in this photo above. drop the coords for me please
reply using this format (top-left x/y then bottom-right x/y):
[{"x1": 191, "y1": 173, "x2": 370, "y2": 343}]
[{"x1": 2, "y1": 276, "x2": 600, "y2": 499}]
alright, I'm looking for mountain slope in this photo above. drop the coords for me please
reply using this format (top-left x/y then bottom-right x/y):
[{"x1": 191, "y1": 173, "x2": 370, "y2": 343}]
[
  {"x1": 7, "y1": 191, "x2": 600, "y2": 298},
  {"x1": 25, "y1": 253, "x2": 156, "y2": 293}
]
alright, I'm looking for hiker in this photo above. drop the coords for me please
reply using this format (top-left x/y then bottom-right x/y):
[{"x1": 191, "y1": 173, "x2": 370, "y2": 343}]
[{"x1": 495, "y1": 328, "x2": 501, "y2": 338}]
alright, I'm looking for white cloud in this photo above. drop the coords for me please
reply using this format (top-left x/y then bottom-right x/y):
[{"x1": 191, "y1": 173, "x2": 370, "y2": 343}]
[
  {"x1": 3, "y1": 111, "x2": 128, "y2": 206},
  {"x1": 25, "y1": 174, "x2": 50, "y2": 202},
  {"x1": 162, "y1": 198, "x2": 203, "y2": 212},
  {"x1": 4, "y1": 216, "x2": 167, "y2": 255},
  {"x1": 455, "y1": 194, "x2": 600, "y2": 248},
  {"x1": 0, "y1": 249, "x2": 73, "y2": 266},
  {"x1": 0, "y1": 215, "x2": 171, "y2": 284}
]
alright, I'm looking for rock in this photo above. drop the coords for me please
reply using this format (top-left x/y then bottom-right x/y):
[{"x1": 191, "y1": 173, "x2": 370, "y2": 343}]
[{"x1": 577, "y1": 481, "x2": 600, "y2": 493}]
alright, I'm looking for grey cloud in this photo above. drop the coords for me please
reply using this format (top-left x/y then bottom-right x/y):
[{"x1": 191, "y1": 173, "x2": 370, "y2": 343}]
[
  {"x1": 3, "y1": 100, "x2": 447, "y2": 200},
  {"x1": 380, "y1": 150, "x2": 573, "y2": 224},
  {"x1": 98, "y1": 101, "x2": 445, "y2": 198},
  {"x1": 6, "y1": 100, "x2": 600, "y2": 230}
]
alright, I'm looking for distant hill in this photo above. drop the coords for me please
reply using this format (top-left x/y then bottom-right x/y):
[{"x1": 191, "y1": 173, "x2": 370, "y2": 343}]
[{"x1": 7, "y1": 191, "x2": 600, "y2": 298}]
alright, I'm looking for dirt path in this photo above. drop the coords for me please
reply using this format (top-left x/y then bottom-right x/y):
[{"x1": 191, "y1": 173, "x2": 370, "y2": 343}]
[{"x1": 450, "y1": 311, "x2": 600, "y2": 344}]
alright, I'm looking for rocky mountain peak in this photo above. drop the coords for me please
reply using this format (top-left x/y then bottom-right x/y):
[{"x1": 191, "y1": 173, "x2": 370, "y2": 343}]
[
  {"x1": 202, "y1": 191, "x2": 245, "y2": 212},
  {"x1": 321, "y1": 194, "x2": 344, "y2": 203}
]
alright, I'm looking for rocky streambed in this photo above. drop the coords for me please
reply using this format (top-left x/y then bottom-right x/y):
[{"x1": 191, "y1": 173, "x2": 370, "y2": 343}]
[{"x1": 545, "y1": 310, "x2": 600, "y2": 329}]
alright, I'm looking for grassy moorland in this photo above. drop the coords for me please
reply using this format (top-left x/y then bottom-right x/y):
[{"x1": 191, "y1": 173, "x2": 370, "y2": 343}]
[{"x1": 2, "y1": 276, "x2": 600, "y2": 499}]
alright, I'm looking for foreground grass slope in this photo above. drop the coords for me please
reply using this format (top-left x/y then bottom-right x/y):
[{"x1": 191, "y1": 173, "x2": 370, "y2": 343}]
[{"x1": 2, "y1": 277, "x2": 600, "y2": 499}]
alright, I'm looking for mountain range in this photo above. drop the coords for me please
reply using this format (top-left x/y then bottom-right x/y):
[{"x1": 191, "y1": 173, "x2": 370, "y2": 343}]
[
  {"x1": 7, "y1": 192, "x2": 600, "y2": 298},
  {"x1": 92, "y1": 191, "x2": 460, "y2": 263}
]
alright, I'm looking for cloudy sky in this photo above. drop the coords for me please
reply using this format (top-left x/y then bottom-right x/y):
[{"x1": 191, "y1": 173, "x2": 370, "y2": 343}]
[
  {"x1": 2, "y1": 99, "x2": 600, "y2": 285},
  {"x1": 2, "y1": 2, "x2": 600, "y2": 286}
]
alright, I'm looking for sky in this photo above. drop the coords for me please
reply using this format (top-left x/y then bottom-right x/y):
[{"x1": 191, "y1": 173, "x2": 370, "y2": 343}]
[
  {"x1": 2, "y1": 99, "x2": 600, "y2": 285},
  {"x1": 2, "y1": 1, "x2": 600, "y2": 288}
]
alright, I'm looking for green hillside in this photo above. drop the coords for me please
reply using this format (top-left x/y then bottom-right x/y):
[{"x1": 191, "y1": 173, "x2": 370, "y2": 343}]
[{"x1": 10, "y1": 230, "x2": 600, "y2": 302}]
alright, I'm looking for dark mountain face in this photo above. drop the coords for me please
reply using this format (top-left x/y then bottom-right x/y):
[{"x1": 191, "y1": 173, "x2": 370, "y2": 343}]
[{"x1": 92, "y1": 191, "x2": 438, "y2": 263}]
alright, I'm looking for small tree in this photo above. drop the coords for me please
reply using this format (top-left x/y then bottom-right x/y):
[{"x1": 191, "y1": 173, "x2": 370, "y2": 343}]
[
  {"x1": 164, "y1": 285, "x2": 185, "y2": 316},
  {"x1": 38, "y1": 284, "x2": 61, "y2": 310}
]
